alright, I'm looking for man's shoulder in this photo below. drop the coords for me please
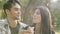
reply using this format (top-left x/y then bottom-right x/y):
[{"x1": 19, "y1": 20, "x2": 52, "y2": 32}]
[{"x1": 0, "y1": 19, "x2": 8, "y2": 26}]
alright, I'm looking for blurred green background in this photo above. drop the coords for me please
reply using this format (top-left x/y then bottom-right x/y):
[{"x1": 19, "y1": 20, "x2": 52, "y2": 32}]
[{"x1": 0, "y1": 0, "x2": 60, "y2": 34}]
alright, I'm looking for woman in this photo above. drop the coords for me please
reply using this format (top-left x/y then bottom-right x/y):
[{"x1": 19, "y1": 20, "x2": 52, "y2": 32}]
[{"x1": 32, "y1": 6, "x2": 55, "y2": 34}]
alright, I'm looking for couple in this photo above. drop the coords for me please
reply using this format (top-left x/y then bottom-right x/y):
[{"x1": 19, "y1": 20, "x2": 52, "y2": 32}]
[{"x1": 0, "y1": 0, "x2": 55, "y2": 34}]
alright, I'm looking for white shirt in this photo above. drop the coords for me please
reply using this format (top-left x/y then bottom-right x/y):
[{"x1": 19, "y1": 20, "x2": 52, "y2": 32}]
[{"x1": 0, "y1": 19, "x2": 28, "y2": 34}]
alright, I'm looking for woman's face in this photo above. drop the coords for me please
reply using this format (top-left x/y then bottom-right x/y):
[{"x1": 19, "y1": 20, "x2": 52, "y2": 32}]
[{"x1": 32, "y1": 9, "x2": 41, "y2": 24}]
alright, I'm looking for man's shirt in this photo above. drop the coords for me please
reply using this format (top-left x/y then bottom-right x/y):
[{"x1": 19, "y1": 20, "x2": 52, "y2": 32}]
[{"x1": 0, "y1": 19, "x2": 28, "y2": 34}]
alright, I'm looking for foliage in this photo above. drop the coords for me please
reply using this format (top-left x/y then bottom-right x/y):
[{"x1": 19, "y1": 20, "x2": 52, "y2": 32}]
[{"x1": 0, "y1": 0, "x2": 60, "y2": 33}]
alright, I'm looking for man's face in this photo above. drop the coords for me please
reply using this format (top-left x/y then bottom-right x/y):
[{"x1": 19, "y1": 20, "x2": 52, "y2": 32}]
[{"x1": 7, "y1": 3, "x2": 21, "y2": 20}]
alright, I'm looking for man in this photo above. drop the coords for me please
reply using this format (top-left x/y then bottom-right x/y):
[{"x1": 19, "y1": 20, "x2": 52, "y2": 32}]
[{"x1": 0, "y1": 0, "x2": 34, "y2": 34}]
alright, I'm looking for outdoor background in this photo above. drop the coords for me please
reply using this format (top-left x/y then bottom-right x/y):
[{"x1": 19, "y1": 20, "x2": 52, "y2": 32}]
[{"x1": 0, "y1": 0, "x2": 60, "y2": 34}]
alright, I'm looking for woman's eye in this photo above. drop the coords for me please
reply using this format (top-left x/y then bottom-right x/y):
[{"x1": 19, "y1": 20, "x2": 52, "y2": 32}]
[{"x1": 36, "y1": 11, "x2": 40, "y2": 15}]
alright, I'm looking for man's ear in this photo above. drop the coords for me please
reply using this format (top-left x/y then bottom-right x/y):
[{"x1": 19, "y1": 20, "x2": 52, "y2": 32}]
[{"x1": 5, "y1": 9, "x2": 10, "y2": 15}]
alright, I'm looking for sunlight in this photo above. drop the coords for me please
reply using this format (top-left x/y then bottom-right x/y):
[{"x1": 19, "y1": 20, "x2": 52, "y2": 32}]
[{"x1": 51, "y1": 0, "x2": 58, "y2": 2}]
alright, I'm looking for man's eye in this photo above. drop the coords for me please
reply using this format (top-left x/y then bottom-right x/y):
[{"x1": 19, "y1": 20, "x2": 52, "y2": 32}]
[
  {"x1": 15, "y1": 9, "x2": 18, "y2": 11},
  {"x1": 14, "y1": 8, "x2": 20, "y2": 11}
]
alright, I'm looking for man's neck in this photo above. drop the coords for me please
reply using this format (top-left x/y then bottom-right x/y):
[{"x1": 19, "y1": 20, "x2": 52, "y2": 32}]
[{"x1": 7, "y1": 17, "x2": 18, "y2": 28}]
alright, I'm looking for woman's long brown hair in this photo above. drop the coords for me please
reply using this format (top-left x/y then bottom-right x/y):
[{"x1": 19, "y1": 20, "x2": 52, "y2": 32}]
[{"x1": 35, "y1": 6, "x2": 53, "y2": 34}]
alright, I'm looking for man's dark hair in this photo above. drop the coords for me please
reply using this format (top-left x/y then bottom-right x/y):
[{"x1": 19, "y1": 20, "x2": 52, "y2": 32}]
[
  {"x1": 3, "y1": 0, "x2": 21, "y2": 17},
  {"x1": 3, "y1": 0, "x2": 21, "y2": 11}
]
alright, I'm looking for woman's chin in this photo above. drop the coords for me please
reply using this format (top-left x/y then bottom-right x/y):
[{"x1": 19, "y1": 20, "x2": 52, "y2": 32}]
[{"x1": 32, "y1": 20, "x2": 40, "y2": 24}]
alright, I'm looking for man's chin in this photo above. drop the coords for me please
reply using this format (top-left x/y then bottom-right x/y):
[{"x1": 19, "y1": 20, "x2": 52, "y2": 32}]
[{"x1": 16, "y1": 18, "x2": 20, "y2": 20}]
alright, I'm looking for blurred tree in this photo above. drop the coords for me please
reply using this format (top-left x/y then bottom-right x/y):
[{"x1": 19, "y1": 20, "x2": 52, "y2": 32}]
[
  {"x1": 23, "y1": 0, "x2": 37, "y2": 25},
  {"x1": 0, "y1": 0, "x2": 60, "y2": 33}
]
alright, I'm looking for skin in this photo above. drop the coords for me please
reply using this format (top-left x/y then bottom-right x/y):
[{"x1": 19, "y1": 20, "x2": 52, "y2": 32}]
[
  {"x1": 32, "y1": 9, "x2": 41, "y2": 24},
  {"x1": 5, "y1": 3, "x2": 21, "y2": 28},
  {"x1": 32, "y1": 9, "x2": 41, "y2": 34},
  {"x1": 32, "y1": 6, "x2": 54, "y2": 34},
  {"x1": 5, "y1": 3, "x2": 34, "y2": 34}
]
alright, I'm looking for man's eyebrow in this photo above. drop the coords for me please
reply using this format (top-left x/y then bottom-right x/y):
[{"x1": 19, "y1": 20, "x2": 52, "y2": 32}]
[{"x1": 14, "y1": 8, "x2": 21, "y2": 10}]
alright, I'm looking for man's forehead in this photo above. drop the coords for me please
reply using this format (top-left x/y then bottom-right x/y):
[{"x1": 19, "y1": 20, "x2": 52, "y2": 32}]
[{"x1": 11, "y1": 3, "x2": 21, "y2": 9}]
